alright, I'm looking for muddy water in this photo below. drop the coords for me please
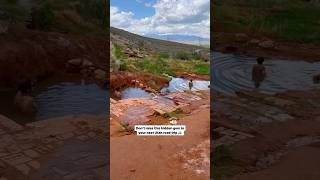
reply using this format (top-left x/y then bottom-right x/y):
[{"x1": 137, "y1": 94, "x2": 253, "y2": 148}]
[{"x1": 212, "y1": 52, "x2": 320, "y2": 94}]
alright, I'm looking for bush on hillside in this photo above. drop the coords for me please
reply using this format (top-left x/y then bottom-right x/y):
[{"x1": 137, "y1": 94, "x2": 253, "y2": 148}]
[
  {"x1": 158, "y1": 52, "x2": 170, "y2": 59},
  {"x1": 175, "y1": 51, "x2": 191, "y2": 60},
  {"x1": 119, "y1": 62, "x2": 128, "y2": 71}
]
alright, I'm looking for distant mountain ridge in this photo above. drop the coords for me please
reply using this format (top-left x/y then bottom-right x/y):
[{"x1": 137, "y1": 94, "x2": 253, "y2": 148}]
[{"x1": 145, "y1": 34, "x2": 210, "y2": 45}]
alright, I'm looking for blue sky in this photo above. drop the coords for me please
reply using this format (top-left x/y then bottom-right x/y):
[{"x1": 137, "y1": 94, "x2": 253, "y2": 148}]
[
  {"x1": 110, "y1": 0, "x2": 156, "y2": 19},
  {"x1": 110, "y1": 0, "x2": 210, "y2": 39}
]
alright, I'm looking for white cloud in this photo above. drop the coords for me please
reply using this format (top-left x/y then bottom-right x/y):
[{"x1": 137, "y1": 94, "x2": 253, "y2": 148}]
[{"x1": 110, "y1": 0, "x2": 210, "y2": 39}]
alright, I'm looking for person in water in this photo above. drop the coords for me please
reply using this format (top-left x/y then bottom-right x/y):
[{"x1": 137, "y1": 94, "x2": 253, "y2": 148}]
[
  {"x1": 188, "y1": 79, "x2": 193, "y2": 90},
  {"x1": 18, "y1": 78, "x2": 33, "y2": 94},
  {"x1": 114, "y1": 87, "x2": 121, "y2": 99},
  {"x1": 252, "y1": 57, "x2": 266, "y2": 88}
]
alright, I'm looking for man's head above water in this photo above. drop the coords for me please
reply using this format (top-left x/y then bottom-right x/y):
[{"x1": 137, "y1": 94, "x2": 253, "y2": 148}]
[{"x1": 256, "y1": 57, "x2": 265, "y2": 64}]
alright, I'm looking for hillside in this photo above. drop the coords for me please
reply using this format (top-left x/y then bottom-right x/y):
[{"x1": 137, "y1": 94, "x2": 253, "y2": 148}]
[
  {"x1": 212, "y1": 0, "x2": 320, "y2": 43},
  {"x1": 211, "y1": 0, "x2": 320, "y2": 61},
  {"x1": 0, "y1": 0, "x2": 108, "y2": 89},
  {"x1": 110, "y1": 27, "x2": 208, "y2": 54},
  {"x1": 110, "y1": 27, "x2": 210, "y2": 96},
  {"x1": 0, "y1": 0, "x2": 108, "y2": 36}
]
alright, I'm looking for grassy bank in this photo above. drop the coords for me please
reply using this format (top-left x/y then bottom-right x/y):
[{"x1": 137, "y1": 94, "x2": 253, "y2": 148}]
[{"x1": 212, "y1": 0, "x2": 320, "y2": 43}]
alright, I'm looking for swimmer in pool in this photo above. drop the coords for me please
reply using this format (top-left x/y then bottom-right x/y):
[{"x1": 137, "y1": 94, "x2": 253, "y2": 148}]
[
  {"x1": 252, "y1": 57, "x2": 266, "y2": 88},
  {"x1": 114, "y1": 87, "x2": 121, "y2": 99}
]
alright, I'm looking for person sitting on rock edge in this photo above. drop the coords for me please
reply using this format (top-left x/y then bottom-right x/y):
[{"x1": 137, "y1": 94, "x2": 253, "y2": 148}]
[{"x1": 252, "y1": 57, "x2": 266, "y2": 88}]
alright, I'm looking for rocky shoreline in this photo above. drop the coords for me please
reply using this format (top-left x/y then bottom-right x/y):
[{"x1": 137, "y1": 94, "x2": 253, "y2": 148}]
[
  {"x1": 212, "y1": 88, "x2": 320, "y2": 179},
  {"x1": 0, "y1": 29, "x2": 108, "y2": 90},
  {"x1": 0, "y1": 113, "x2": 108, "y2": 179},
  {"x1": 213, "y1": 32, "x2": 320, "y2": 62},
  {"x1": 110, "y1": 90, "x2": 209, "y2": 132}
]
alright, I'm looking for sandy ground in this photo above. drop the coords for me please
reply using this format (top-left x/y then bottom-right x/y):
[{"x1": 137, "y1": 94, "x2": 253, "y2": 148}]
[{"x1": 110, "y1": 92, "x2": 210, "y2": 180}]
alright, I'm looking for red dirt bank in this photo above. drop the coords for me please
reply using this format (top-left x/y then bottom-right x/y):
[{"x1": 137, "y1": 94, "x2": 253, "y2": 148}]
[
  {"x1": 213, "y1": 32, "x2": 320, "y2": 62},
  {"x1": 0, "y1": 29, "x2": 108, "y2": 89}
]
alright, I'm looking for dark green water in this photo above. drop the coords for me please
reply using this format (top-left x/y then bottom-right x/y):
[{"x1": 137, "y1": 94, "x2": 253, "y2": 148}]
[
  {"x1": 212, "y1": 52, "x2": 320, "y2": 94},
  {"x1": 0, "y1": 78, "x2": 108, "y2": 124}
]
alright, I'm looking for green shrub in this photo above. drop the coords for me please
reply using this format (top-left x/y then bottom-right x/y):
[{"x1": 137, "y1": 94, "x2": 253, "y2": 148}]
[
  {"x1": 147, "y1": 80, "x2": 159, "y2": 90},
  {"x1": 193, "y1": 63, "x2": 210, "y2": 75},
  {"x1": 165, "y1": 70, "x2": 177, "y2": 77},
  {"x1": 122, "y1": 123, "x2": 129, "y2": 130},
  {"x1": 164, "y1": 112, "x2": 172, "y2": 118},
  {"x1": 32, "y1": 3, "x2": 55, "y2": 30},
  {"x1": 138, "y1": 41, "x2": 144, "y2": 51},
  {"x1": 135, "y1": 57, "x2": 172, "y2": 75},
  {"x1": 113, "y1": 43, "x2": 127, "y2": 59},
  {"x1": 154, "y1": 57, "x2": 169, "y2": 74},
  {"x1": 175, "y1": 51, "x2": 191, "y2": 60},
  {"x1": 158, "y1": 52, "x2": 170, "y2": 59},
  {"x1": 119, "y1": 62, "x2": 128, "y2": 71},
  {"x1": 192, "y1": 53, "x2": 202, "y2": 60}
]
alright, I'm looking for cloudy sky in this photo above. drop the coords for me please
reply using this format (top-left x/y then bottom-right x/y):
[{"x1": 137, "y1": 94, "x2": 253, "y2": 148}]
[{"x1": 110, "y1": 0, "x2": 210, "y2": 39}]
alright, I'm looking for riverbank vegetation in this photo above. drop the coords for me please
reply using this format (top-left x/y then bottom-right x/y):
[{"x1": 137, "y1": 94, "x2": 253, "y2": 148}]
[
  {"x1": 212, "y1": 0, "x2": 320, "y2": 43},
  {"x1": 110, "y1": 42, "x2": 210, "y2": 80}
]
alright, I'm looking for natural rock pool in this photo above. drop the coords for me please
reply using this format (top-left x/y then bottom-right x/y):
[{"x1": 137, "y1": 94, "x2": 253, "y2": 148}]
[
  {"x1": 212, "y1": 52, "x2": 320, "y2": 94},
  {"x1": 121, "y1": 88, "x2": 152, "y2": 99},
  {"x1": 0, "y1": 79, "x2": 108, "y2": 124},
  {"x1": 161, "y1": 77, "x2": 210, "y2": 93},
  {"x1": 121, "y1": 77, "x2": 210, "y2": 100},
  {"x1": 34, "y1": 81, "x2": 108, "y2": 120}
]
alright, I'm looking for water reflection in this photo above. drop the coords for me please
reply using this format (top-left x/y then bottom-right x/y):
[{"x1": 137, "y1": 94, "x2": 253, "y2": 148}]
[
  {"x1": 35, "y1": 82, "x2": 108, "y2": 120},
  {"x1": 121, "y1": 88, "x2": 152, "y2": 99},
  {"x1": 161, "y1": 77, "x2": 210, "y2": 93},
  {"x1": 212, "y1": 52, "x2": 320, "y2": 94}
]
